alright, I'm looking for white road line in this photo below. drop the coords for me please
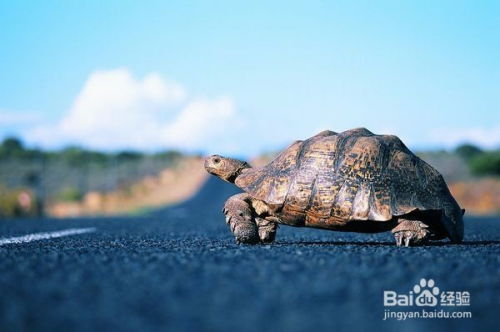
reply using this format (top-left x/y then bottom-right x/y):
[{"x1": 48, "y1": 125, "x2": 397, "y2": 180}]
[{"x1": 0, "y1": 227, "x2": 97, "y2": 246}]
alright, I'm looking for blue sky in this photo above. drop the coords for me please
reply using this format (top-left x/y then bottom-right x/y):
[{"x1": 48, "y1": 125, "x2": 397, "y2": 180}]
[{"x1": 0, "y1": 1, "x2": 499, "y2": 156}]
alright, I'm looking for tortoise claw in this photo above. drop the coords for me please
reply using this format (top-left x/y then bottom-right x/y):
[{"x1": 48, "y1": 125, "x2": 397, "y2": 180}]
[
  {"x1": 395, "y1": 232, "x2": 403, "y2": 246},
  {"x1": 394, "y1": 231, "x2": 417, "y2": 247},
  {"x1": 404, "y1": 234, "x2": 411, "y2": 247}
]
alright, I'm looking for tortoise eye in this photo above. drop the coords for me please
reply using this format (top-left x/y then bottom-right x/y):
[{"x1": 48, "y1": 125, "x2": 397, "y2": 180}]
[{"x1": 213, "y1": 157, "x2": 221, "y2": 163}]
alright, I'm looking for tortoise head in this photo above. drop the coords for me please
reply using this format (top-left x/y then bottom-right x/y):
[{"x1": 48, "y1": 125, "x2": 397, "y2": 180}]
[{"x1": 204, "y1": 155, "x2": 251, "y2": 183}]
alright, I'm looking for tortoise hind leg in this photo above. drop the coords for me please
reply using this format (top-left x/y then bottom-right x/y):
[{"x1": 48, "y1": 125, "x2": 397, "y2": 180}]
[
  {"x1": 223, "y1": 193, "x2": 278, "y2": 244},
  {"x1": 391, "y1": 218, "x2": 430, "y2": 247}
]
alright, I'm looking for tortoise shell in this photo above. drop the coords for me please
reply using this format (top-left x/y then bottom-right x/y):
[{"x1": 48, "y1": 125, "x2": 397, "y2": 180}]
[{"x1": 235, "y1": 128, "x2": 463, "y2": 241}]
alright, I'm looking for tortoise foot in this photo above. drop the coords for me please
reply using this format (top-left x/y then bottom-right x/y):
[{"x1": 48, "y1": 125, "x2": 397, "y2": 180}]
[
  {"x1": 223, "y1": 194, "x2": 278, "y2": 244},
  {"x1": 392, "y1": 219, "x2": 430, "y2": 247},
  {"x1": 255, "y1": 217, "x2": 278, "y2": 243},
  {"x1": 223, "y1": 194, "x2": 260, "y2": 244}
]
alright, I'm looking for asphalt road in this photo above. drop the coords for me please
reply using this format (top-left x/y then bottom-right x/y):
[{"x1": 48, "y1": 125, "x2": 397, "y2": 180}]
[{"x1": 0, "y1": 177, "x2": 498, "y2": 332}]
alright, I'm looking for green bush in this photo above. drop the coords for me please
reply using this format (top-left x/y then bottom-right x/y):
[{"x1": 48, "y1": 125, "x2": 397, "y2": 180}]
[
  {"x1": 0, "y1": 137, "x2": 46, "y2": 161},
  {"x1": 0, "y1": 186, "x2": 37, "y2": 218},
  {"x1": 56, "y1": 187, "x2": 84, "y2": 202},
  {"x1": 115, "y1": 150, "x2": 143, "y2": 161},
  {"x1": 455, "y1": 144, "x2": 483, "y2": 161},
  {"x1": 469, "y1": 152, "x2": 500, "y2": 176},
  {"x1": 153, "y1": 150, "x2": 183, "y2": 162},
  {"x1": 58, "y1": 146, "x2": 108, "y2": 167},
  {"x1": 0, "y1": 186, "x2": 20, "y2": 217}
]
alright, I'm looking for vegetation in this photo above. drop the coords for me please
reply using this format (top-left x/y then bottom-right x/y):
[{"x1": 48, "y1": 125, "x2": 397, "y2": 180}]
[
  {"x1": 454, "y1": 144, "x2": 500, "y2": 176},
  {"x1": 56, "y1": 186, "x2": 84, "y2": 202},
  {"x1": 0, "y1": 185, "x2": 23, "y2": 218},
  {"x1": 0, "y1": 185, "x2": 37, "y2": 218},
  {"x1": 0, "y1": 137, "x2": 188, "y2": 218},
  {"x1": 0, "y1": 137, "x2": 44, "y2": 160},
  {"x1": 455, "y1": 144, "x2": 483, "y2": 161},
  {"x1": 469, "y1": 151, "x2": 500, "y2": 176}
]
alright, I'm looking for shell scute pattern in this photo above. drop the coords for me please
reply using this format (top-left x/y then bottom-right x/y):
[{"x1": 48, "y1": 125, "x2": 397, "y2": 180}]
[{"x1": 234, "y1": 128, "x2": 463, "y2": 241}]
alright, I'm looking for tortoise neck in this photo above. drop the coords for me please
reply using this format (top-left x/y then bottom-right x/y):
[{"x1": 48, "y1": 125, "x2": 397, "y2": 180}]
[{"x1": 228, "y1": 162, "x2": 251, "y2": 183}]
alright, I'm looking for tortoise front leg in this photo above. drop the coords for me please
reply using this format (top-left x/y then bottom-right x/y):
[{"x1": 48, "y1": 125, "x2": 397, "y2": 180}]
[{"x1": 223, "y1": 193, "x2": 278, "y2": 244}]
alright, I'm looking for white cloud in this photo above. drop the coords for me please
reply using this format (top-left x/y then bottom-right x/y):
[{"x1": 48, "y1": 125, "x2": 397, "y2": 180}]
[
  {"x1": 428, "y1": 126, "x2": 500, "y2": 149},
  {"x1": 162, "y1": 97, "x2": 242, "y2": 149},
  {"x1": 25, "y1": 68, "x2": 243, "y2": 153}
]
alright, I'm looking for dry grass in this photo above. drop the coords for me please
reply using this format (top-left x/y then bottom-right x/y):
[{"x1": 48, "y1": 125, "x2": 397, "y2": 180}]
[
  {"x1": 48, "y1": 157, "x2": 207, "y2": 217},
  {"x1": 449, "y1": 178, "x2": 500, "y2": 215}
]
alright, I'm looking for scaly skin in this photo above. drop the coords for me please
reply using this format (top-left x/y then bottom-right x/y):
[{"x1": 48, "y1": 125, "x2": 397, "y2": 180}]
[{"x1": 223, "y1": 193, "x2": 278, "y2": 244}]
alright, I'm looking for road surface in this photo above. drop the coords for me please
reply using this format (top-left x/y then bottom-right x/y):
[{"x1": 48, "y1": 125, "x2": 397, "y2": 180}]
[{"x1": 0, "y1": 177, "x2": 498, "y2": 331}]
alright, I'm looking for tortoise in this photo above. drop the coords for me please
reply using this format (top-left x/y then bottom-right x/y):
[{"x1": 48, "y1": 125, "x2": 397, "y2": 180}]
[{"x1": 204, "y1": 128, "x2": 464, "y2": 246}]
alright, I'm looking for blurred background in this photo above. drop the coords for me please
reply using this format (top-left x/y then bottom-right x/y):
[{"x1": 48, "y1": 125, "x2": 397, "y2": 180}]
[{"x1": 0, "y1": 1, "x2": 499, "y2": 218}]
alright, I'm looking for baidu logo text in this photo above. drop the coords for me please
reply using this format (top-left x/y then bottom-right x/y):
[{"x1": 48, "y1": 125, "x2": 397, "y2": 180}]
[{"x1": 384, "y1": 278, "x2": 470, "y2": 307}]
